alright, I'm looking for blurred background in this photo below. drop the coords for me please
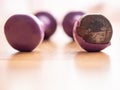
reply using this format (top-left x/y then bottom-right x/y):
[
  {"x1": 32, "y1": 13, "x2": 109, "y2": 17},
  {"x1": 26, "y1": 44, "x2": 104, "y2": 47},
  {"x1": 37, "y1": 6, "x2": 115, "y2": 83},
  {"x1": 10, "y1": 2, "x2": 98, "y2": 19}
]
[{"x1": 0, "y1": 0, "x2": 120, "y2": 23}]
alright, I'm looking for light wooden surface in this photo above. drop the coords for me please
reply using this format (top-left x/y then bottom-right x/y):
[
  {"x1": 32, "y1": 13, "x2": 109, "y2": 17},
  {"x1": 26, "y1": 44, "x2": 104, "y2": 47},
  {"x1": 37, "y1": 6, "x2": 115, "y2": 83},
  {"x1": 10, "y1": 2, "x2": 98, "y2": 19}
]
[
  {"x1": 1, "y1": 1, "x2": 120, "y2": 90},
  {"x1": 0, "y1": 22, "x2": 120, "y2": 90}
]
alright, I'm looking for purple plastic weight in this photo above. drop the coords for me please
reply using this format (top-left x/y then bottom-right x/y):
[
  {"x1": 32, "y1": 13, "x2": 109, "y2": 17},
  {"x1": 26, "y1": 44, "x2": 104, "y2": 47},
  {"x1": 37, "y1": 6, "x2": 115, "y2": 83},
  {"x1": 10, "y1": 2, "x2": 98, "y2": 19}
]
[
  {"x1": 73, "y1": 14, "x2": 113, "y2": 52},
  {"x1": 35, "y1": 12, "x2": 57, "y2": 40},
  {"x1": 4, "y1": 14, "x2": 44, "y2": 52},
  {"x1": 62, "y1": 11, "x2": 85, "y2": 38}
]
